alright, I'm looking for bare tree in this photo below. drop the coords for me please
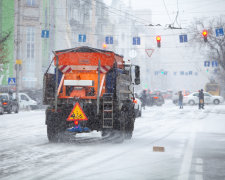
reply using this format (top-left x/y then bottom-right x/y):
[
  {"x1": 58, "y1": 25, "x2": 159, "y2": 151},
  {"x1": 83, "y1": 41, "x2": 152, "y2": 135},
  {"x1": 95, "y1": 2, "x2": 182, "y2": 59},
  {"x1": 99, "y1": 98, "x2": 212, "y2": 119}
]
[
  {"x1": 190, "y1": 16, "x2": 225, "y2": 71},
  {"x1": 0, "y1": 32, "x2": 10, "y2": 65},
  {"x1": 189, "y1": 16, "x2": 225, "y2": 92}
]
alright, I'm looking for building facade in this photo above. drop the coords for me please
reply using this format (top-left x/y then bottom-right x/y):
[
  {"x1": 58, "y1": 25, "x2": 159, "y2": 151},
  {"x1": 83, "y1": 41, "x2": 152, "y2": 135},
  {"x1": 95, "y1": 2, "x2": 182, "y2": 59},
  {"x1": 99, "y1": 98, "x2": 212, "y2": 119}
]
[{"x1": 0, "y1": 0, "x2": 15, "y2": 86}]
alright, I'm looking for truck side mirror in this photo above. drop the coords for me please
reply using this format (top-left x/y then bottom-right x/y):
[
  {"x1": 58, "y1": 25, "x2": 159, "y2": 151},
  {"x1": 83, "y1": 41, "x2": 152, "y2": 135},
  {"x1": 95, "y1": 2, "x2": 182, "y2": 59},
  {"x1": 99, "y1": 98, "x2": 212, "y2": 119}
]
[{"x1": 135, "y1": 66, "x2": 140, "y2": 85}]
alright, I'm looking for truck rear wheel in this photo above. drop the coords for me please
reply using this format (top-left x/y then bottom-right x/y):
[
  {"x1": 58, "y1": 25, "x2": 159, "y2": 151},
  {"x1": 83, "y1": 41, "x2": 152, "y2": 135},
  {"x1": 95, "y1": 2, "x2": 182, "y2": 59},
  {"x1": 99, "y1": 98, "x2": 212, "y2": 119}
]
[
  {"x1": 47, "y1": 124, "x2": 60, "y2": 142},
  {"x1": 46, "y1": 111, "x2": 66, "y2": 143},
  {"x1": 124, "y1": 111, "x2": 134, "y2": 140}
]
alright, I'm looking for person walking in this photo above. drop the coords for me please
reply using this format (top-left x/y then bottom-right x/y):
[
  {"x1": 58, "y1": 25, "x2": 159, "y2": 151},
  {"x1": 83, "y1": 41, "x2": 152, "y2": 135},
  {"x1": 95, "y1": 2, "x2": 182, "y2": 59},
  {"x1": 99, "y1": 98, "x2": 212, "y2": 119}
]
[
  {"x1": 140, "y1": 90, "x2": 147, "y2": 110},
  {"x1": 178, "y1": 91, "x2": 183, "y2": 109},
  {"x1": 199, "y1": 89, "x2": 204, "y2": 109}
]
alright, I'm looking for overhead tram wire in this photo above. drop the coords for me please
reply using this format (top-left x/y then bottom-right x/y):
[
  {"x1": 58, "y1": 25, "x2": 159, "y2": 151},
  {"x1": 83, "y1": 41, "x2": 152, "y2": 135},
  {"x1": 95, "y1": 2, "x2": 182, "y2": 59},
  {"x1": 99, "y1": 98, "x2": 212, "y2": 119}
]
[
  {"x1": 161, "y1": 0, "x2": 208, "y2": 77},
  {"x1": 79, "y1": 0, "x2": 149, "y2": 26},
  {"x1": 91, "y1": 0, "x2": 151, "y2": 25}
]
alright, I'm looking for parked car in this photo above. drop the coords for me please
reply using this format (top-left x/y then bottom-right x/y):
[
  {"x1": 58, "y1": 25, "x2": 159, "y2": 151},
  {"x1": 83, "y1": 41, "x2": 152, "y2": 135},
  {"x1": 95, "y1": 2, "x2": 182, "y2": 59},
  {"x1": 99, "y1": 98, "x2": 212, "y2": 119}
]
[
  {"x1": 183, "y1": 92, "x2": 224, "y2": 105},
  {"x1": 13, "y1": 93, "x2": 38, "y2": 110},
  {"x1": 133, "y1": 97, "x2": 142, "y2": 117},
  {"x1": 0, "y1": 99, "x2": 4, "y2": 115},
  {"x1": 139, "y1": 90, "x2": 164, "y2": 107},
  {"x1": 148, "y1": 92, "x2": 164, "y2": 106},
  {"x1": 0, "y1": 93, "x2": 19, "y2": 114},
  {"x1": 172, "y1": 90, "x2": 191, "y2": 104},
  {"x1": 161, "y1": 90, "x2": 173, "y2": 99}
]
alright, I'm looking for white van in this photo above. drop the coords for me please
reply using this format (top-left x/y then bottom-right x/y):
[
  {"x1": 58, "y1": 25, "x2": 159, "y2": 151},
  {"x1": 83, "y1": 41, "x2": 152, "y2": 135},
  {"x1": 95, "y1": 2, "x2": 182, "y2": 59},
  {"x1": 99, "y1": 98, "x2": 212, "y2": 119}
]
[{"x1": 13, "y1": 93, "x2": 38, "y2": 110}]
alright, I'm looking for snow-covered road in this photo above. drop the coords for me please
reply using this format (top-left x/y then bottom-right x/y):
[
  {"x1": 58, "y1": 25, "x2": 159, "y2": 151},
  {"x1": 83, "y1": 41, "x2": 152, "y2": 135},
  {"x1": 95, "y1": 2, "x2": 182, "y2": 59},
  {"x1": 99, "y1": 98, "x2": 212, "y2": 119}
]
[{"x1": 0, "y1": 101, "x2": 225, "y2": 180}]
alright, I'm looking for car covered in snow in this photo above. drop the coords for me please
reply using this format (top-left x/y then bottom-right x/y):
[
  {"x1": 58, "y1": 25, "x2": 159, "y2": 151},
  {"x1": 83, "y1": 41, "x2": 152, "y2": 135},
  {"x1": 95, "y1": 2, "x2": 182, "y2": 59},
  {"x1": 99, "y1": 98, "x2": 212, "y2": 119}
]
[{"x1": 183, "y1": 92, "x2": 224, "y2": 105}]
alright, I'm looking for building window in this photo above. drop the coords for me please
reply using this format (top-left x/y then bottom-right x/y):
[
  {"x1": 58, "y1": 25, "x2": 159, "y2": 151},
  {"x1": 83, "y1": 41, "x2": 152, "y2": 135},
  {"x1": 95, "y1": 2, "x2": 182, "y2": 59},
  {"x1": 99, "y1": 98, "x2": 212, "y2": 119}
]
[
  {"x1": 25, "y1": 26, "x2": 36, "y2": 88},
  {"x1": 26, "y1": 27, "x2": 35, "y2": 59},
  {"x1": 26, "y1": 0, "x2": 35, "y2": 6}
]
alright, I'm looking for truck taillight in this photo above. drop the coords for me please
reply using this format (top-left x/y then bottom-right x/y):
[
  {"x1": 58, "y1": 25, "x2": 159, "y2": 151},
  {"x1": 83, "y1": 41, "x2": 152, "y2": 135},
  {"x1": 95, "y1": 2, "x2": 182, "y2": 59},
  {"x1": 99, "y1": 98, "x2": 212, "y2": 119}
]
[
  {"x1": 133, "y1": 99, "x2": 137, "y2": 104},
  {"x1": 153, "y1": 97, "x2": 159, "y2": 99}
]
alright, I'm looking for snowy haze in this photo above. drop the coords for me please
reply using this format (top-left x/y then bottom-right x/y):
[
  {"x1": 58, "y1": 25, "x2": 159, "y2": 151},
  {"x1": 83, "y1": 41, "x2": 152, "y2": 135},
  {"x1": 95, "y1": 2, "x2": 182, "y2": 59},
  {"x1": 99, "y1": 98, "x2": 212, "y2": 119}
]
[
  {"x1": 1, "y1": 102, "x2": 225, "y2": 179},
  {"x1": 104, "y1": 0, "x2": 225, "y2": 26},
  {"x1": 103, "y1": 0, "x2": 225, "y2": 91}
]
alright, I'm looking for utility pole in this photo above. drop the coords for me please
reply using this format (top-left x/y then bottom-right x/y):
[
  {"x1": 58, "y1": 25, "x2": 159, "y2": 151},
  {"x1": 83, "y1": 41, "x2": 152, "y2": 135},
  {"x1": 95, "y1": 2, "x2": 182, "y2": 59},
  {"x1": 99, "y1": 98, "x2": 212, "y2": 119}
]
[{"x1": 15, "y1": 0, "x2": 21, "y2": 102}]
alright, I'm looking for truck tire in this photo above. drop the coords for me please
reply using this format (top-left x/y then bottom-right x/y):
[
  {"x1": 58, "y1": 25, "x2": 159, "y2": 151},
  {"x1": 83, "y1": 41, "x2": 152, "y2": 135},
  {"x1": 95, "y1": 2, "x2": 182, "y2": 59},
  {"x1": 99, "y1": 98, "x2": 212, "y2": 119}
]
[
  {"x1": 7, "y1": 107, "x2": 12, "y2": 114},
  {"x1": 46, "y1": 112, "x2": 66, "y2": 143},
  {"x1": 15, "y1": 106, "x2": 19, "y2": 113},
  {"x1": 125, "y1": 118, "x2": 134, "y2": 139},
  {"x1": 12, "y1": 105, "x2": 19, "y2": 113},
  {"x1": 101, "y1": 110, "x2": 125, "y2": 143},
  {"x1": 47, "y1": 124, "x2": 59, "y2": 142},
  {"x1": 123, "y1": 109, "x2": 134, "y2": 140}
]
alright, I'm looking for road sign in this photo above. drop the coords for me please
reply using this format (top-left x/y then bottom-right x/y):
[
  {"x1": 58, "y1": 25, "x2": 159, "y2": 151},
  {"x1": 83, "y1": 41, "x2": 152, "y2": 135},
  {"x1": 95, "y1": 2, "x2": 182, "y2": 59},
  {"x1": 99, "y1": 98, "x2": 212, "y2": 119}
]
[
  {"x1": 212, "y1": 61, "x2": 218, "y2": 67},
  {"x1": 129, "y1": 49, "x2": 137, "y2": 58},
  {"x1": 179, "y1": 34, "x2": 188, "y2": 43},
  {"x1": 16, "y1": 59, "x2": 22, "y2": 64},
  {"x1": 41, "y1": 30, "x2": 49, "y2": 38},
  {"x1": 78, "y1": 34, "x2": 86, "y2": 42},
  {"x1": 67, "y1": 102, "x2": 88, "y2": 121},
  {"x1": 133, "y1": 37, "x2": 140, "y2": 45},
  {"x1": 105, "y1": 36, "x2": 113, "y2": 44},
  {"x1": 215, "y1": 28, "x2": 224, "y2": 37},
  {"x1": 8, "y1": 78, "x2": 16, "y2": 85},
  {"x1": 204, "y1": 61, "x2": 210, "y2": 67}
]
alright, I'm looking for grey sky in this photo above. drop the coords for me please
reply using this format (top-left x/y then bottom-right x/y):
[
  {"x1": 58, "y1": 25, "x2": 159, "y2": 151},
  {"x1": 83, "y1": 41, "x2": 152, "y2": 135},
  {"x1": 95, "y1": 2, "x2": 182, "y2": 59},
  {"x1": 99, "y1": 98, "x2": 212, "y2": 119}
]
[{"x1": 104, "y1": 0, "x2": 225, "y2": 27}]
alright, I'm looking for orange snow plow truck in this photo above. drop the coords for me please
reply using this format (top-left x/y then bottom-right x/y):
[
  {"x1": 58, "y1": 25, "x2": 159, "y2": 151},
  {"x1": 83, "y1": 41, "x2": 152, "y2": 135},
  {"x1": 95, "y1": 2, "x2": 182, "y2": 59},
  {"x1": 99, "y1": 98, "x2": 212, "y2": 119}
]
[{"x1": 43, "y1": 46, "x2": 140, "y2": 142}]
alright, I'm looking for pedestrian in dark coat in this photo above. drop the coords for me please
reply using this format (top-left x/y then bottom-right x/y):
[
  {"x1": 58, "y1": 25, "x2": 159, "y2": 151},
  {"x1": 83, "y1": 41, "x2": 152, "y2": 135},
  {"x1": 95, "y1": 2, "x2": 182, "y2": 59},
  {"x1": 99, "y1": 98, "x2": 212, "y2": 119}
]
[
  {"x1": 178, "y1": 91, "x2": 183, "y2": 109},
  {"x1": 199, "y1": 89, "x2": 204, "y2": 109},
  {"x1": 140, "y1": 90, "x2": 147, "y2": 109}
]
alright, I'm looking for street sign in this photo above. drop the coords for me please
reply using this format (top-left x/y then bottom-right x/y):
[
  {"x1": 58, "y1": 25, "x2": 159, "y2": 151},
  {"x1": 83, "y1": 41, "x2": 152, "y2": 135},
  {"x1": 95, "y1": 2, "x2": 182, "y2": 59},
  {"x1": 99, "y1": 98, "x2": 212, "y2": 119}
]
[
  {"x1": 204, "y1": 61, "x2": 210, "y2": 67},
  {"x1": 78, "y1": 34, "x2": 86, "y2": 42},
  {"x1": 16, "y1": 59, "x2": 22, "y2": 64},
  {"x1": 179, "y1": 34, "x2": 188, "y2": 43},
  {"x1": 129, "y1": 49, "x2": 137, "y2": 58},
  {"x1": 105, "y1": 36, "x2": 113, "y2": 44},
  {"x1": 133, "y1": 37, "x2": 140, "y2": 45},
  {"x1": 215, "y1": 28, "x2": 224, "y2": 37},
  {"x1": 8, "y1": 77, "x2": 16, "y2": 85},
  {"x1": 41, "y1": 30, "x2": 49, "y2": 38},
  {"x1": 67, "y1": 102, "x2": 88, "y2": 121},
  {"x1": 212, "y1": 61, "x2": 218, "y2": 67}
]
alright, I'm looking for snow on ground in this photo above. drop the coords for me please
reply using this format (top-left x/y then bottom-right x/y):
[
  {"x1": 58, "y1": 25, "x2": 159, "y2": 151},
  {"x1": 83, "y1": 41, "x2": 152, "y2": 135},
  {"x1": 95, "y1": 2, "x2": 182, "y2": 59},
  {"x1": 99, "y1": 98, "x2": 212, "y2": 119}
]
[{"x1": 0, "y1": 101, "x2": 225, "y2": 180}]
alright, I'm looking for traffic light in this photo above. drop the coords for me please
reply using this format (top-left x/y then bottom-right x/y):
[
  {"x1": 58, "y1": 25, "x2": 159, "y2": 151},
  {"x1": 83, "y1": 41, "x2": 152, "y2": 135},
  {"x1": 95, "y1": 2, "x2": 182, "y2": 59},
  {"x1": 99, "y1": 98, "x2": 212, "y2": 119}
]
[
  {"x1": 156, "y1": 36, "x2": 161, "y2": 48},
  {"x1": 102, "y1": 43, "x2": 107, "y2": 49},
  {"x1": 202, "y1": 30, "x2": 208, "y2": 42}
]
